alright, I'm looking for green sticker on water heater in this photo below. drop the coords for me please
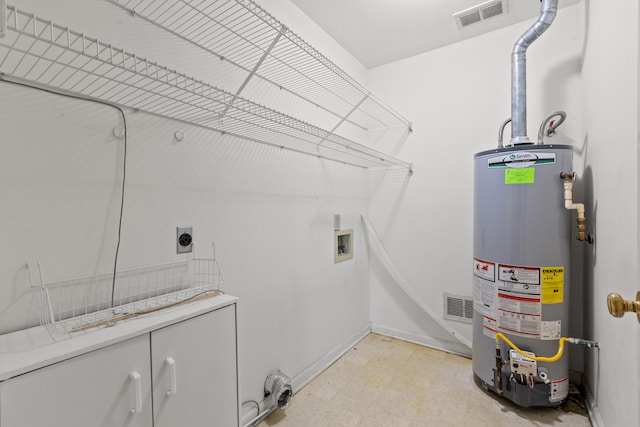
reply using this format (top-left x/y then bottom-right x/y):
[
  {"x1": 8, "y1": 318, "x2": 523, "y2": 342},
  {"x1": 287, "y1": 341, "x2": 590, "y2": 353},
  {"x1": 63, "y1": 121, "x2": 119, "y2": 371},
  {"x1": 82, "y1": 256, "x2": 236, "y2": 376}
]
[{"x1": 505, "y1": 167, "x2": 535, "y2": 184}]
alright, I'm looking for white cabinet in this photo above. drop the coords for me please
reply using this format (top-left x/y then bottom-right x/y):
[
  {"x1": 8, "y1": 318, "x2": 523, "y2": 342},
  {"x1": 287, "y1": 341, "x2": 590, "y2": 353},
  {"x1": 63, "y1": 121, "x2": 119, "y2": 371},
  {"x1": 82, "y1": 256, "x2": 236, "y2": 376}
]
[
  {"x1": 151, "y1": 306, "x2": 238, "y2": 427},
  {"x1": 0, "y1": 335, "x2": 153, "y2": 427},
  {"x1": 0, "y1": 297, "x2": 239, "y2": 427}
]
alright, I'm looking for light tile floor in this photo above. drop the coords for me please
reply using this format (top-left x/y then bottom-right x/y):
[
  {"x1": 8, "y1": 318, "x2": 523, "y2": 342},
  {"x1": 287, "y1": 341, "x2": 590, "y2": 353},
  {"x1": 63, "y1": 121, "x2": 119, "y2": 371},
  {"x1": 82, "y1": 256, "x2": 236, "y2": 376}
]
[{"x1": 258, "y1": 333, "x2": 591, "y2": 427}]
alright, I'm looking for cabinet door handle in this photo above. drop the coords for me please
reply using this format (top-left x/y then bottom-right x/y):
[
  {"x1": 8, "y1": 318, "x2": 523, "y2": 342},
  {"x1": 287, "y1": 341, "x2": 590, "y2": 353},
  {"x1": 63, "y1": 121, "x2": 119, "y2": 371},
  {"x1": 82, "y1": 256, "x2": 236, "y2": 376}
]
[
  {"x1": 129, "y1": 371, "x2": 143, "y2": 414},
  {"x1": 165, "y1": 357, "x2": 177, "y2": 396}
]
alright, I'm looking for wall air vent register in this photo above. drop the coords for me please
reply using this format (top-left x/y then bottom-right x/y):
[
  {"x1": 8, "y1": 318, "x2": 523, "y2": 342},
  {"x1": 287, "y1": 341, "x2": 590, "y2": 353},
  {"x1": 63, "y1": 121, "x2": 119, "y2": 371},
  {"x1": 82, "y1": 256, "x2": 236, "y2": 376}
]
[{"x1": 454, "y1": 0, "x2": 507, "y2": 29}]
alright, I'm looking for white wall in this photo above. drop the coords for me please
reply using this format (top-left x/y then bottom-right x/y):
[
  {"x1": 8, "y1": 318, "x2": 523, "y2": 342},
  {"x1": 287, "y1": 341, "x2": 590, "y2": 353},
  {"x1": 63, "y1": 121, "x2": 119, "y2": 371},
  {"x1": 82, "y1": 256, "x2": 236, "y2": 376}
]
[
  {"x1": 368, "y1": 5, "x2": 584, "y2": 357},
  {"x1": 580, "y1": 1, "x2": 639, "y2": 426},
  {"x1": 0, "y1": 0, "x2": 374, "y2": 420},
  {"x1": 254, "y1": 0, "x2": 369, "y2": 84}
]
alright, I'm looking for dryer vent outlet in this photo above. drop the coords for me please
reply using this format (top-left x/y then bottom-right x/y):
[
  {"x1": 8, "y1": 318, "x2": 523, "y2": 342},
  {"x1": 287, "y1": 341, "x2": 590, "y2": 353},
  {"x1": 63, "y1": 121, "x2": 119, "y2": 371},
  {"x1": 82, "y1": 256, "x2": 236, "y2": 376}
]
[
  {"x1": 265, "y1": 370, "x2": 293, "y2": 410},
  {"x1": 177, "y1": 226, "x2": 193, "y2": 253}
]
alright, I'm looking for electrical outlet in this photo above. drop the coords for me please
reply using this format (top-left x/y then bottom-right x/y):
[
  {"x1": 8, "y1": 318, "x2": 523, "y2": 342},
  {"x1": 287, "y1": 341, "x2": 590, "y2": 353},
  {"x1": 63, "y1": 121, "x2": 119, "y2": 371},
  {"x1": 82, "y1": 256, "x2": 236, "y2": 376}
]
[{"x1": 177, "y1": 226, "x2": 193, "y2": 254}]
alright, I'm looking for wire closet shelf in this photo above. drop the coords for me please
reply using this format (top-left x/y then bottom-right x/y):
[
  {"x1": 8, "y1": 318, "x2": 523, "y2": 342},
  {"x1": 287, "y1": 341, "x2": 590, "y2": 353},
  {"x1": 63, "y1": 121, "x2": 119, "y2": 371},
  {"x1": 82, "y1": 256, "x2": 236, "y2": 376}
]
[
  {"x1": 29, "y1": 258, "x2": 224, "y2": 335},
  {"x1": 0, "y1": 3, "x2": 412, "y2": 170},
  {"x1": 107, "y1": 0, "x2": 412, "y2": 136}
]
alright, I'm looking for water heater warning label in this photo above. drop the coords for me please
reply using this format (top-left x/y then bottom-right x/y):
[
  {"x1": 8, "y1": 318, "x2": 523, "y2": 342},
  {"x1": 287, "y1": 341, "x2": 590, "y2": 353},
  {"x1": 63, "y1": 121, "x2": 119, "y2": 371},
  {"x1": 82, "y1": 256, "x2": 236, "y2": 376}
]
[
  {"x1": 473, "y1": 259, "x2": 497, "y2": 319},
  {"x1": 496, "y1": 263, "x2": 542, "y2": 338},
  {"x1": 474, "y1": 260, "x2": 567, "y2": 339},
  {"x1": 498, "y1": 311, "x2": 540, "y2": 337},
  {"x1": 498, "y1": 265, "x2": 540, "y2": 289},
  {"x1": 498, "y1": 293, "x2": 541, "y2": 315},
  {"x1": 541, "y1": 320, "x2": 561, "y2": 340},
  {"x1": 541, "y1": 267, "x2": 564, "y2": 304},
  {"x1": 483, "y1": 316, "x2": 497, "y2": 339},
  {"x1": 550, "y1": 377, "x2": 569, "y2": 402},
  {"x1": 473, "y1": 259, "x2": 495, "y2": 282}
]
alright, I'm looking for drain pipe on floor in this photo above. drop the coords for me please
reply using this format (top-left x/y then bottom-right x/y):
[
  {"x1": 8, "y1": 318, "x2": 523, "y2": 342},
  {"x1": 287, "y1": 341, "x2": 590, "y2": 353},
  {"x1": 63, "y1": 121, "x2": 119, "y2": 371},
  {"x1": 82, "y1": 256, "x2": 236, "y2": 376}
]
[{"x1": 361, "y1": 215, "x2": 472, "y2": 349}]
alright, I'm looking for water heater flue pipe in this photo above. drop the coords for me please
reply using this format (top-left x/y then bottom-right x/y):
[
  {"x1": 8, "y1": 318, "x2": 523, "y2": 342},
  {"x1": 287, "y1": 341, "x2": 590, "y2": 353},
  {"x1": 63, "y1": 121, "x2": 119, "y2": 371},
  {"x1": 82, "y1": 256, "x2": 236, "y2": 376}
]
[{"x1": 511, "y1": 0, "x2": 558, "y2": 145}]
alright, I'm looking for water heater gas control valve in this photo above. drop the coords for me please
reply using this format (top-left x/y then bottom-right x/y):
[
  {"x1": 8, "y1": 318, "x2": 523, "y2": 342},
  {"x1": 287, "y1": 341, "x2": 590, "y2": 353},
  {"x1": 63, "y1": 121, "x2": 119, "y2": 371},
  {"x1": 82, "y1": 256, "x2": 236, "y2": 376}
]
[{"x1": 509, "y1": 349, "x2": 537, "y2": 377}]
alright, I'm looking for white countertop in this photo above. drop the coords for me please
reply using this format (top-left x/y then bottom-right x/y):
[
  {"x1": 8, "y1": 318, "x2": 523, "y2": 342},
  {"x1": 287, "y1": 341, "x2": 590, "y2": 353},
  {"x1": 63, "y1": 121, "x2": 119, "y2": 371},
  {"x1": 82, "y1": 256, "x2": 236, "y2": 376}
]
[{"x1": 0, "y1": 294, "x2": 237, "y2": 381}]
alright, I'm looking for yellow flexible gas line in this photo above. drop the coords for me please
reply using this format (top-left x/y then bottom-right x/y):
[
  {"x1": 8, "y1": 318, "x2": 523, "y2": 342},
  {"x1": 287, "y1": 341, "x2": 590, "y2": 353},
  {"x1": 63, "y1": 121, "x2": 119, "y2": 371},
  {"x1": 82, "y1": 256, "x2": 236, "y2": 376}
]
[{"x1": 495, "y1": 333, "x2": 569, "y2": 363}]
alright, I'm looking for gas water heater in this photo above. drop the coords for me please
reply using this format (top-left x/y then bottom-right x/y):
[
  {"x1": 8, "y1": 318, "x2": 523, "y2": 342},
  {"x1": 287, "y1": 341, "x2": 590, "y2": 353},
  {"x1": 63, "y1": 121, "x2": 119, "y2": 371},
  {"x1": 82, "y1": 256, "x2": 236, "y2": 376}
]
[
  {"x1": 471, "y1": 0, "x2": 594, "y2": 407},
  {"x1": 472, "y1": 144, "x2": 573, "y2": 406}
]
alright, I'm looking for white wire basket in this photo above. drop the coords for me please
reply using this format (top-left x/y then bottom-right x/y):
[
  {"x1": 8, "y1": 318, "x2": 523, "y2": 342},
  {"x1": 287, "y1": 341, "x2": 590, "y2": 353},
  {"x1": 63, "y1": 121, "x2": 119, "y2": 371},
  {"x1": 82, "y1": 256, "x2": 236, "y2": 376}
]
[{"x1": 28, "y1": 258, "x2": 224, "y2": 335}]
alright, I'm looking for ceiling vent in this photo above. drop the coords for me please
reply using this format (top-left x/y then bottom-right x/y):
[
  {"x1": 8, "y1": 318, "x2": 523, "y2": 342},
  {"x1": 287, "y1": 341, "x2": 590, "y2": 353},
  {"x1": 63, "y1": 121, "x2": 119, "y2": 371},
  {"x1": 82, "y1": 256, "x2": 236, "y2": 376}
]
[{"x1": 454, "y1": 0, "x2": 508, "y2": 29}]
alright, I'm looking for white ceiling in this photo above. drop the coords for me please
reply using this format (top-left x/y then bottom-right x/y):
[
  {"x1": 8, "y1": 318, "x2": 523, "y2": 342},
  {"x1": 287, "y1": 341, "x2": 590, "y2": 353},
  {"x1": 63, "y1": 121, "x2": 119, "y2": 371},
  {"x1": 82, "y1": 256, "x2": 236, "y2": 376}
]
[{"x1": 289, "y1": 0, "x2": 580, "y2": 68}]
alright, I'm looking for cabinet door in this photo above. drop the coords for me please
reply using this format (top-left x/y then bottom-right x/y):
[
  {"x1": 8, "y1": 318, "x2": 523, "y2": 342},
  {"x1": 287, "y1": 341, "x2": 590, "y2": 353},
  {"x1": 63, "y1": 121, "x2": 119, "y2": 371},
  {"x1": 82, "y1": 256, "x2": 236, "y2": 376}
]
[
  {"x1": 151, "y1": 304, "x2": 238, "y2": 427},
  {"x1": 0, "y1": 334, "x2": 152, "y2": 427}
]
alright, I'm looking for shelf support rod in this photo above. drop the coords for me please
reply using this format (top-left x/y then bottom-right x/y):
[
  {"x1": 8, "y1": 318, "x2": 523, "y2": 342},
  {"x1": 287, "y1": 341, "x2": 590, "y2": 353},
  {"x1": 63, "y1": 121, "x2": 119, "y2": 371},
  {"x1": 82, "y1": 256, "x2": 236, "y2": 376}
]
[
  {"x1": 218, "y1": 24, "x2": 287, "y2": 120},
  {"x1": 318, "y1": 93, "x2": 369, "y2": 146}
]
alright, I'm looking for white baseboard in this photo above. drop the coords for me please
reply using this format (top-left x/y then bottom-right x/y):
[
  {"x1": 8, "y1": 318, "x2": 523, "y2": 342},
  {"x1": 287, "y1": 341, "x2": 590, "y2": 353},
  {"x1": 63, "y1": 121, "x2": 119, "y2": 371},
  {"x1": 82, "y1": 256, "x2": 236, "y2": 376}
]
[
  {"x1": 583, "y1": 381, "x2": 604, "y2": 427},
  {"x1": 371, "y1": 323, "x2": 472, "y2": 358},
  {"x1": 290, "y1": 323, "x2": 371, "y2": 392},
  {"x1": 242, "y1": 324, "x2": 371, "y2": 426},
  {"x1": 243, "y1": 324, "x2": 471, "y2": 425}
]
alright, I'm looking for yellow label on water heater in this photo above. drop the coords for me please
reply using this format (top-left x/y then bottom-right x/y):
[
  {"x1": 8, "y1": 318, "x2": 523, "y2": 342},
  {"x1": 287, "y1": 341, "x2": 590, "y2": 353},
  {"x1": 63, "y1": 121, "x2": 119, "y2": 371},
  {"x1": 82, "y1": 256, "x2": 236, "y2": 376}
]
[
  {"x1": 505, "y1": 167, "x2": 535, "y2": 184},
  {"x1": 541, "y1": 266, "x2": 564, "y2": 304}
]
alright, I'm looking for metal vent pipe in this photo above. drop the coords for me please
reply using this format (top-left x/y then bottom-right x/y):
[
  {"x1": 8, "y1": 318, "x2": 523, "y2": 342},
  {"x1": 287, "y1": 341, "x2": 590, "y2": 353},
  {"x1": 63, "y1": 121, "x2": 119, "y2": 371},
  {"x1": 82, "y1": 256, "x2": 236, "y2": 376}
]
[{"x1": 511, "y1": 0, "x2": 558, "y2": 145}]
